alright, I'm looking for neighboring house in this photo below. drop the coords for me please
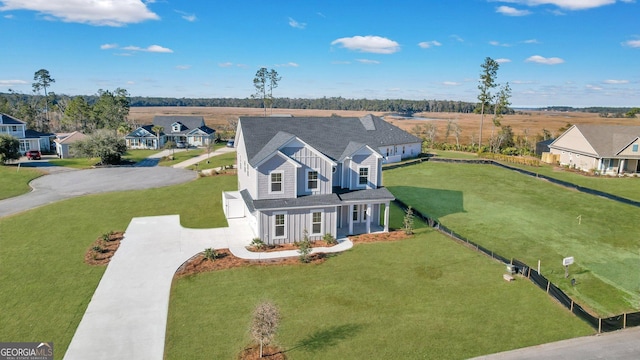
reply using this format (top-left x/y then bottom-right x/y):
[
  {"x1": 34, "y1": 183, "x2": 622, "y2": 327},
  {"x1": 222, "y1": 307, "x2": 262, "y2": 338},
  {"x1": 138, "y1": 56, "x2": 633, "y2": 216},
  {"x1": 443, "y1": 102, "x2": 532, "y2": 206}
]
[
  {"x1": 548, "y1": 124, "x2": 640, "y2": 175},
  {"x1": 54, "y1": 131, "x2": 87, "y2": 158},
  {"x1": 125, "y1": 115, "x2": 215, "y2": 149},
  {"x1": 223, "y1": 115, "x2": 420, "y2": 245},
  {"x1": 0, "y1": 113, "x2": 53, "y2": 154}
]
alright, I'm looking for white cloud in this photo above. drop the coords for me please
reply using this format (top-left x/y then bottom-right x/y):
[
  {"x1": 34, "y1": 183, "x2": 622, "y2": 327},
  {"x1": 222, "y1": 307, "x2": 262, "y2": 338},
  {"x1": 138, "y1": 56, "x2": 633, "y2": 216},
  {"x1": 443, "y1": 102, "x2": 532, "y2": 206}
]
[
  {"x1": 0, "y1": 79, "x2": 27, "y2": 86},
  {"x1": 496, "y1": 5, "x2": 531, "y2": 15},
  {"x1": 525, "y1": 55, "x2": 564, "y2": 64},
  {"x1": 4, "y1": 14, "x2": 13, "y2": 18},
  {"x1": 122, "y1": 44, "x2": 173, "y2": 53},
  {"x1": 100, "y1": 43, "x2": 118, "y2": 50},
  {"x1": 418, "y1": 40, "x2": 441, "y2": 48},
  {"x1": 218, "y1": 62, "x2": 233, "y2": 68},
  {"x1": 275, "y1": 62, "x2": 299, "y2": 67},
  {"x1": 356, "y1": 59, "x2": 380, "y2": 64},
  {"x1": 288, "y1": 17, "x2": 306, "y2": 29},
  {"x1": 494, "y1": 0, "x2": 617, "y2": 11},
  {"x1": 443, "y1": 81, "x2": 460, "y2": 86},
  {"x1": 175, "y1": 65, "x2": 191, "y2": 70},
  {"x1": 496, "y1": 58, "x2": 512, "y2": 63},
  {"x1": 490, "y1": 40, "x2": 511, "y2": 47},
  {"x1": 0, "y1": 0, "x2": 159, "y2": 26},
  {"x1": 586, "y1": 84, "x2": 603, "y2": 90},
  {"x1": 603, "y1": 79, "x2": 629, "y2": 84},
  {"x1": 450, "y1": 34, "x2": 464, "y2": 42},
  {"x1": 175, "y1": 10, "x2": 196, "y2": 22},
  {"x1": 523, "y1": 39, "x2": 540, "y2": 44},
  {"x1": 622, "y1": 39, "x2": 640, "y2": 47},
  {"x1": 331, "y1": 35, "x2": 400, "y2": 54}
]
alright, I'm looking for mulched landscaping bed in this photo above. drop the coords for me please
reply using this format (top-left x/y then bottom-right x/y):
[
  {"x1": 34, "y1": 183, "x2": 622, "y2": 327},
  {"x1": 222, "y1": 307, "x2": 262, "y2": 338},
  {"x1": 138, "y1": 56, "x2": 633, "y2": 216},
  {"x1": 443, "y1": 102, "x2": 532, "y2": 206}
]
[
  {"x1": 237, "y1": 345, "x2": 286, "y2": 360},
  {"x1": 84, "y1": 231, "x2": 125, "y2": 265}
]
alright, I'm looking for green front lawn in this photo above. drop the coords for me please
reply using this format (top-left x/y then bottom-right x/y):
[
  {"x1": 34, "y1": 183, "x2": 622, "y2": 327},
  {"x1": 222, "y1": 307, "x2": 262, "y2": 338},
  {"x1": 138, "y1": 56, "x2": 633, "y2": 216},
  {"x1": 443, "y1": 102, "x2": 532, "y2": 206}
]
[
  {"x1": 186, "y1": 151, "x2": 236, "y2": 171},
  {"x1": 159, "y1": 148, "x2": 205, "y2": 167},
  {"x1": 166, "y1": 230, "x2": 593, "y2": 360},
  {"x1": 384, "y1": 162, "x2": 640, "y2": 316},
  {"x1": 0, "y1": 175, "x2": 236, "y2": 359},
  {"x1": 496, "y1": 161, "x2": 640, "y2": 202},
  {"x1": 0, "y1": 165, "x2": 44, "y2": 199}
]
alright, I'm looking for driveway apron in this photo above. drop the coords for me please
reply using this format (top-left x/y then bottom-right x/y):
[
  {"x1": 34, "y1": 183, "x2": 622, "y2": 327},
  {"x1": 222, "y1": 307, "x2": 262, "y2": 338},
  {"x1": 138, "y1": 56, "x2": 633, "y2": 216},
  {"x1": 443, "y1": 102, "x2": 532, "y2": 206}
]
[{"x1": 63, "y1": 215, "x2": 255, "y2": 360}]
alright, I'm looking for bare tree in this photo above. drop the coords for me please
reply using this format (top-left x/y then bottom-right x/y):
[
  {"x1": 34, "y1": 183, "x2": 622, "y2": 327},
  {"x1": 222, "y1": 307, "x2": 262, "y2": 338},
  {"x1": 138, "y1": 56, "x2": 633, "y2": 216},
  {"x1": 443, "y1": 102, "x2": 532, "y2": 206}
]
[{"x1": 251, "y1": 301, "x2": 280, "y2": 358}]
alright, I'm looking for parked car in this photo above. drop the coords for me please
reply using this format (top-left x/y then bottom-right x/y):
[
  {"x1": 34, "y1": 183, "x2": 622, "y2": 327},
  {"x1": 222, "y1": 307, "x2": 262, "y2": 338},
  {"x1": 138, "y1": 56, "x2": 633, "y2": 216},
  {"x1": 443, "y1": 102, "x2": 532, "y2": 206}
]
[
  {"x1": 226, "y1": 140, "x2": 235, "y2": 148},
  {"x1": 176, "y1": 142, "x2": 186, "y2": 148},
  {"x1": 26, "y1": 150, "x2": 42, "y2": 160}
]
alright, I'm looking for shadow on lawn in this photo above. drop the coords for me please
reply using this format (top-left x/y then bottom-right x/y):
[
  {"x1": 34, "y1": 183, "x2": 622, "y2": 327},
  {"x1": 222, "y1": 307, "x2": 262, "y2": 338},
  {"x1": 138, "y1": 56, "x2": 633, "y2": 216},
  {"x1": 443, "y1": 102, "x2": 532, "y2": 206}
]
[
  {"x1": 387, "y1": 186, "x2": 465, "y2": 220},
  {"x1": 287, "y1": 323, "x2": 363, "y2": 353}
]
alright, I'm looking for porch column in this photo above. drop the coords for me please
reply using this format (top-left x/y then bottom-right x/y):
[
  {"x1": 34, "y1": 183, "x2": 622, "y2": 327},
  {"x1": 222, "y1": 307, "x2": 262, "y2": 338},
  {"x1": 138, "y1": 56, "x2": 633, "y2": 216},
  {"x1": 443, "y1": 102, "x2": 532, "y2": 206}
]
[
  {"x1": 597, "y1": 158, "x2": 602, "y2": 172},
  {"x1": 366, "y1": 203, "x2": 371, "y2": 234},
  {"x1": 384, "y1": 202, "x2": 390, "y2": 232},
  {"x1": 348, "y1": 204, "x2": 353, "y2": 235},
  {"x1": 619, "y1": 159, "x2": 626, "y2": 175}
]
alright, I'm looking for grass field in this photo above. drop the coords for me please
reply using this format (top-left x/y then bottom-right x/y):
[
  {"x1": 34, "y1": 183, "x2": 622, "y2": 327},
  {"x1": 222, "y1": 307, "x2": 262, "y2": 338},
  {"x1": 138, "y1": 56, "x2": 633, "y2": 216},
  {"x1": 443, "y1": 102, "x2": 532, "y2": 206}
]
[
  {"x1": 0, "y1": 176, "x2": 236, "y2": 359},
  {"x1": 49, "y1": 149, "x2": 163, "y2": 168},
  {"x1": 384, "y1": 162, "x2": 640, "y2": 316},
  {"x1": 0, "y1": 165, "x2": 43, "y2": 199},
  {"x1": 494, "y1": 161, "x2": 640, "y2": 203},
  {"x1": 165, "y1": 230, "x2": 593, "y2": 360},
  {"x1": 187, "y1": 150, "x2": 236, "y2": 170}
]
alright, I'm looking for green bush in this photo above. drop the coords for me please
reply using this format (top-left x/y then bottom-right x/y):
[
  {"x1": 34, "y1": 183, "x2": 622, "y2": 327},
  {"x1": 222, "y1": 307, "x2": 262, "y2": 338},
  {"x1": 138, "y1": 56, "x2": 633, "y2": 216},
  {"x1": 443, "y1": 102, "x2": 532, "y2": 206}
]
[
  {"x1": 323, "y1": 233, "x2": 337, "y2": 245},
  {"x1": 203, "y1": 248, "x2": 218, "y2": 261},
  {"x1": 250, "y1": 238, "x2": 265, "y2": 250}
]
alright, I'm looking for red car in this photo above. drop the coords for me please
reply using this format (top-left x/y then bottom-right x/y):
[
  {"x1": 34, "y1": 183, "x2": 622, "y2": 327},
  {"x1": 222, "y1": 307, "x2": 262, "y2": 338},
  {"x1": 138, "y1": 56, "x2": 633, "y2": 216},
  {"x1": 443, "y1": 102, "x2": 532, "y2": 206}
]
[{"x1": 26, "y1": 150, "x2": 42, "y2": 160}]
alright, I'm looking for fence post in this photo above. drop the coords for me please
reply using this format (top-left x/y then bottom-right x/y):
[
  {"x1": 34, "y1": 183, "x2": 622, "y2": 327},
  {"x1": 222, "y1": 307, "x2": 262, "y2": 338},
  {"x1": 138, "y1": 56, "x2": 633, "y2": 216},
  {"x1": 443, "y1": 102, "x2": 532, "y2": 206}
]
[
  {"x1": 527, "y1": 267, "x2": 531, "y2": 278},
  {"x1": 624, "y1": 313, "x2": 627, "y2": 329},
  {"x1": 598, "y1": 318, "x2": 602, "y2": 333},
  {"x1": 570, "y1": 300, "x2": 574, "y2": 312},
  {"x1": 546, "y1": 281, "x2": 550, "y2": 293}
]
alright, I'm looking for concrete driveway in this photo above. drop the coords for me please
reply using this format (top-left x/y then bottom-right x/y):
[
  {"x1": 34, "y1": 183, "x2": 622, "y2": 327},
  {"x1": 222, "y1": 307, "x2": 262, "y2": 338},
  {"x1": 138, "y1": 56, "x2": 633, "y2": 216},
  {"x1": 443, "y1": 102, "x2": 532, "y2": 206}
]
[{"x1": 0, "y1": 167, "x2": 197, "y2": 218}]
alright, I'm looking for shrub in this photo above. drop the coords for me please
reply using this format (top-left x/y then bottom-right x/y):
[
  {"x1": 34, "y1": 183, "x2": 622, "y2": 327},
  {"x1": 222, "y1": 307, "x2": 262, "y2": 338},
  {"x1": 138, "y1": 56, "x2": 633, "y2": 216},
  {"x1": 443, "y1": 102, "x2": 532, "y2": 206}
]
[
  {"x1": 250, "y1": 238, "x2": 265, "y2": 250},
  {"x1": 203, "y1": 248, "x2": 218, "y2": 261},
  {"x1": 323, "y1": 233, "x2": 337, "y2": 245},
  {"x1": 250, "y1": 301, "x2": 280, "y2": 358},
  {"x1": 92, "y1": 245, "x2": 104, "y2": 253}
]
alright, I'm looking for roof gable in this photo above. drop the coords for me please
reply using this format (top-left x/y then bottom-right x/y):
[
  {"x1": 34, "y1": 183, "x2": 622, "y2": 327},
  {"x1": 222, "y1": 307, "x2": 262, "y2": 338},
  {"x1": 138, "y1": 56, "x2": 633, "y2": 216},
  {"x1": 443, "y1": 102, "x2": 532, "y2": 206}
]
[
  {"x1": 0, "y1": 113, "x2": 25, "y2": 125},
  {"x1": 56, "y1": 131, "x2": 86, "y2": 144},
  {"x1": 551, "y1": 125, "x2": 640, "y2": 157},
  {"x1": 152, "y1": 116, "x2": 205, "y2": 131}
]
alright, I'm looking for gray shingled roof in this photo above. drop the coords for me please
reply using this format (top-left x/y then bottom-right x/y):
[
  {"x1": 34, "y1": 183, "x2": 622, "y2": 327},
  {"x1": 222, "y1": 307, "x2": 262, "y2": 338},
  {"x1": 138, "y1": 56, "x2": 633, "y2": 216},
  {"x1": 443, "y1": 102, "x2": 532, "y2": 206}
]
[
  {"x1": 242, "y1": 187, "x2": 395, "y2": 211},
  {"x1": 240, "y1": 115, "x2": 421, "y2": 166},
  {"x1": 0, "y1": 113, "x2": 25, "y2": 125},
  {"x1": 574, "y1": 124, "x2": 640, "y2": 157}
]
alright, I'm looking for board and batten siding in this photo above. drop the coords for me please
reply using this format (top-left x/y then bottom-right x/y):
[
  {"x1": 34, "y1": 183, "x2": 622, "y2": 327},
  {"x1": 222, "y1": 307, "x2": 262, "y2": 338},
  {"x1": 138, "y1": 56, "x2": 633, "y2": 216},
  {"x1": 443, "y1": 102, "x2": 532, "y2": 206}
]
[
  {"x1": 281, "y1": 145, "x2": 334, "y2": 195},
  {"x1": 259, "y1": 207, "x2": 337, "y2": 244},
  {"x1": 350, "y1": 152, "x2": 380, "y2": 189},
  {"x1": 256, "y1": 154, "x2": 297, "y2": 199}
]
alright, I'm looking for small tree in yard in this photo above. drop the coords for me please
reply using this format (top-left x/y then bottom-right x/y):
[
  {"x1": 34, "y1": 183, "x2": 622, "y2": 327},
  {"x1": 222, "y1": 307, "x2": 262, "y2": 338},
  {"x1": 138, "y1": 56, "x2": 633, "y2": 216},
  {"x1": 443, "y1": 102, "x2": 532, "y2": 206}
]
[
  {"x1": 251, "y1": 301, "x2": 280, "y2": 358},
  {"x1": 73, "y1": 130, "x2": 127, "y2": 165},
  {"x1": 298, "y1": 230, "x2": 312, "y2": 263},
  {"x1": 0, "y1": 134, "x2": 20, "y2": 164},
  {"x1": 403, "y1": 206, "x2": 415, "y2": 235}
]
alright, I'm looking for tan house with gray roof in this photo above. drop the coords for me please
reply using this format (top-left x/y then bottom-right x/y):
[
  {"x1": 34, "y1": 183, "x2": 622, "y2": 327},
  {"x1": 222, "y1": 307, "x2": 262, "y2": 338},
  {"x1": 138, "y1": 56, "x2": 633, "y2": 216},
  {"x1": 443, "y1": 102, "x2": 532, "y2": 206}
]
[{"x1": 548, "y1": 124, "x2": 640, "y2": 175}]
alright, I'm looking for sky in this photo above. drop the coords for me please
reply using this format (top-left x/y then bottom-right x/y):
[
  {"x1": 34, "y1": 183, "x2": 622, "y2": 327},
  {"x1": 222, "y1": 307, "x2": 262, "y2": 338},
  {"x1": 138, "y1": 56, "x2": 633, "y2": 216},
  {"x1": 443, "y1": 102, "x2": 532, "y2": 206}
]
[{"x1": 0, "y1": 0, "x2": 638, "y2": 108}]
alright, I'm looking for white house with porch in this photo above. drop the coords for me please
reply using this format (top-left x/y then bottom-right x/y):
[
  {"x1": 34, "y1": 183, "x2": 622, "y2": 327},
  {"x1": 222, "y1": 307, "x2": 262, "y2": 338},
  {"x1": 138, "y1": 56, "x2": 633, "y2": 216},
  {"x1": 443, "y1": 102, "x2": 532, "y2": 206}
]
[
  {"x1": 223, "y1": 115, "x2": 416, "y2": 245},
  {"x1": 0, "y1": 113, "x2": 53, "y2": 154}
]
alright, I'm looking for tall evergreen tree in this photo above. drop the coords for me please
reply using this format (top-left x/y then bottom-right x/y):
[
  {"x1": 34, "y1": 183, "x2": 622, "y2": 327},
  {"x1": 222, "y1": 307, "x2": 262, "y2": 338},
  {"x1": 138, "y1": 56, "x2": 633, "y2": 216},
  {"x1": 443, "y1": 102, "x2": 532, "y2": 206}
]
[{"x1": 477, "y1": 57, "x2": 499, "y2": 149}]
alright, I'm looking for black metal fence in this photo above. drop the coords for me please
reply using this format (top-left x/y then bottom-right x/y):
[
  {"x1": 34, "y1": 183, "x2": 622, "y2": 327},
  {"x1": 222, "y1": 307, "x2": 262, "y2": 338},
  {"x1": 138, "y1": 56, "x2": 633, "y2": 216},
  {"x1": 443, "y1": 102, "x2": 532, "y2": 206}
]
[
  {"x1": 385, "y1": 157, "x2": 640, "y2": 208},
  {"x1": 392, "y1": 198, "x2": 640, "y2": 333}
]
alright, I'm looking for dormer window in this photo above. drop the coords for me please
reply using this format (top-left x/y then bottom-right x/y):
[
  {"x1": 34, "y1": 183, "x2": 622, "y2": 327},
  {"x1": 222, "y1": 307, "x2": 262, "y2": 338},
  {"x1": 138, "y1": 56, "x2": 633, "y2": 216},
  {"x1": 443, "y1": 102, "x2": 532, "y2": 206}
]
[
  {"x1": 358, "y1": 167, "x2": 369, "y2": 186},
  {"x1": 270, "y1": 171, "x2": 283, "y2": 193},
  {"x1": 171, "y1": 122, "x2": 181, "y2": 133}
]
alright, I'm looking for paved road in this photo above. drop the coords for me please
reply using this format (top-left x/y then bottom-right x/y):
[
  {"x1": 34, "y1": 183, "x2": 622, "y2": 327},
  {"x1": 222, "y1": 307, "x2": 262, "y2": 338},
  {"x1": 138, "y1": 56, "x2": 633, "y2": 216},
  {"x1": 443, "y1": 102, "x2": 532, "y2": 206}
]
[
  {"x1": 0, "y1": 166, "x2": 196, "y2": 218},
  {"x1": 471, "y1": 326, "x2": 640, "y2": 360}
]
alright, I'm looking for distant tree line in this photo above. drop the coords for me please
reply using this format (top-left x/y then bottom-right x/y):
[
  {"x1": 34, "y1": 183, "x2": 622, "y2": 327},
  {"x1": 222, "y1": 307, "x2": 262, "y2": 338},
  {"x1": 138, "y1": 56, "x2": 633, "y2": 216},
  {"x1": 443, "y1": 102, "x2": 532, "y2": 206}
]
[{"x1": 542, "y1": 106, "x2": 639, "y2": 118}]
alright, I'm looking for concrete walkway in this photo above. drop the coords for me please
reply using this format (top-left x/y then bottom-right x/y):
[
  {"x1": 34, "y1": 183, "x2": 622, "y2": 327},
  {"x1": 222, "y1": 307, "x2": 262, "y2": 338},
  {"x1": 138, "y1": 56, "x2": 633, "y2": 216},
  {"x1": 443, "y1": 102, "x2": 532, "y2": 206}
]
[
  {"x1": 172, "y1": 146, "x2": 235, "y2": 169},
  {"x1": 63, "y1": 215, "x2": 353, "y2": 360}
]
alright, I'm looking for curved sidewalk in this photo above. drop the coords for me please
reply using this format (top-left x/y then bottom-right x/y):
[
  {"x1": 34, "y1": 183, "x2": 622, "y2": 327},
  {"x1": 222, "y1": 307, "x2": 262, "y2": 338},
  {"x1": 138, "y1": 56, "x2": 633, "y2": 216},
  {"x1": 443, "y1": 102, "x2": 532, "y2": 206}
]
[{"x1": 64, "y1": 215, "x2": 352, "y2": 360}]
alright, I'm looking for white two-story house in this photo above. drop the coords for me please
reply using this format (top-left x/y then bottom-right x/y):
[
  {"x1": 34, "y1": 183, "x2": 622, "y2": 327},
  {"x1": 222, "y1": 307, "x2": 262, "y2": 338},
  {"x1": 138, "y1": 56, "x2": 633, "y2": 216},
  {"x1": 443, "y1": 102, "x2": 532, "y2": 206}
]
[
  {"x1": 223, "y1": 115, "x2": 421, "y2": 245},
  {"x1": 0, "y1": 113, "x2": 52, "y2": 154}
]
